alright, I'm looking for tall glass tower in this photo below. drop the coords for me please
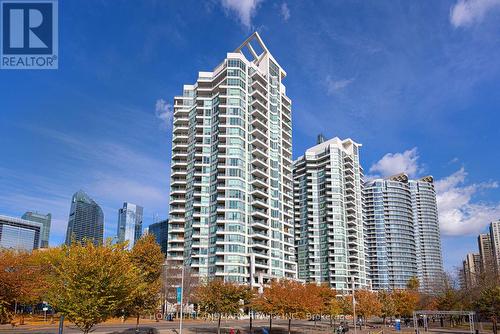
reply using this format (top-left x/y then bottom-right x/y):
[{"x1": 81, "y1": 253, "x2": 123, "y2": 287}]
[
  {"x1": 148, "y1": 218, "x2": 168, "y2": 255},
  {"x1": 167, "y1": 33, "x2": 295, "y2": 285},
  {"x1": 364, "y1": 174, "x2": 416, "y2": 290},
  {"x1": 365, "y1": 174, "x2": 443, "y2": 291},
  {"x1": 293, "y1": 137, "x2": 369, "y2": 290},
  {"x1": 117, "y1": 202, "x2": 143, "y2": 249},
  {"x1": 65, "y1": 190, "x2": 104, "y2": 246},
  {"x1": 409, "y1": 176, "x2": 444, "y2": 291},
  {"x1": 22, "y1": 211, "x2": 51, "y2": 248}
]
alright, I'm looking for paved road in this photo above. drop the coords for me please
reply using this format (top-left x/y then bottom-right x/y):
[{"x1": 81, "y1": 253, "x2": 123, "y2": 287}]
[
  {"x1": 1, "y1": 319, "x2": 486, "y2": 334},
  {"x1": 0, "y1": 319, "x2": 350, "y2": 334}
]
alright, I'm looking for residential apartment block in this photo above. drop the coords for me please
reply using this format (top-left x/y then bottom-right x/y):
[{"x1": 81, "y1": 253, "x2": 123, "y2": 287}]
[
  {"x1": 167, "y1": 32, "x2": 295, "y2": 285},
  {"x1": 490, "y1": 220, "x2": 500, "y2": 272},
  {"x1": 293, "y1": 137, "x2": 368, "y2": 290},
  {"x1": 462, "y1": 253, "x2": 481, "y2": 288},
  {"x1": 364, "y1": 174, "x2": 443, "y2": 291},
  {"x1": 478, "y1": 233, "x2": 495, "y2": 272}
]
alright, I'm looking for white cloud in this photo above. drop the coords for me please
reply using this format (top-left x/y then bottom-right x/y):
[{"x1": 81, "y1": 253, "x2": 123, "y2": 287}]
[
  {"x1": 369, "y1": 148, "x2": 421, "y2": 178},
  {"x1": 325, "y1": 76, "x2": 354, "y2": 94},
  {"x1": 219, "y1": 0, "x2": 263, "y2": 29},
  {"x1": 450, "y1": 0, "x2": 500, "y2": 27},
  {"x1": 436, "y1": 168, "x2": 500, "y2": 236},
  {"x1": 369, "y1": 150, "x2": 500, "y2": 236},
  {"x1": 155, "y1": 98, "x2": 173, "y2": 129},
  {"x1": 280, "y1": 2, "x2": 290, "y2": 21}
]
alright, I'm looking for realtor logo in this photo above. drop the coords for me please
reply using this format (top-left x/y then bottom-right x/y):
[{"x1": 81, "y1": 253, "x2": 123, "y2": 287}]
[{"x1": 1, "y1": 0, "x2": 58, "y2": 69}]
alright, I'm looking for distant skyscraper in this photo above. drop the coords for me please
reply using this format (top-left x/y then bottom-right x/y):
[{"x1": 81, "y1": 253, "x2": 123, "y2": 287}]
[
  {"x1": 409, "y1": 176, "x2": 444, "y2": 291},
  {"x1": 478, "y1": 233, "x2": 494, "y2": 272},
  {"x1": 148, "y1": 219, "x2": 168, "y2": 255},
  {"x1": 490, "y1": 221, "x2": 500, "y2": 272},
  {"x1": 364, "y1": 174, "x2": 417, "y2": 290},
  {"x1": 117, "y1": 202, "x2": 143, "y2": 249},
  {"x1": 167, "y1": 32, "x2": 296, "y2": 285},
  {"x1": 0, "y1": 215, "x2": 42, "y2": 251},
  {"x1": 65, "y1": 190, "x2": 104, "y2": 246},
  {"x1": 462, "y1": 253, "x2": 481, "y2": 288},
  {"x1": 22, "y1": 211, "x2": 51, "y2": 248},
  {"x1": 294, "y1": 137, "x2": 369, "y2": 290}
]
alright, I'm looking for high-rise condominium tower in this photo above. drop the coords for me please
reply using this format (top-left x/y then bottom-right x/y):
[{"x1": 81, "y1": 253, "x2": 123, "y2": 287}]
[
  {"x1": 478, "y1": 233, "x2": 494, "y2": 272},
  {"x1": 65, "y1": 190, "x2": 104, "y2": 246},
  {"x1": 293, "y1": 137, "x2": 368, "y2": 290},
  {"x1": 462, "y1": 253, "x2": 481, "y2": 289},
  {"x1": 22, "y1": 211, "x2": 51, "y2": 248},
  {"x1": 365, "y1": 174, "x2": 443, "y2": 291},
  {"x1": 364, "y1": 174, "x2": 416, "y2": 290},
  {"x1": 167, "y1": 33, "x2": 295, "y2": 285},
  {"x1": 117, "y1": 202, "x2": 143, "y2": 249},
  {"x1": 490, "y1": 220, "x2": 500, "y2": 272},
  {"x1": 409, "y1": 176, "x2": 444, "y2": 291}
]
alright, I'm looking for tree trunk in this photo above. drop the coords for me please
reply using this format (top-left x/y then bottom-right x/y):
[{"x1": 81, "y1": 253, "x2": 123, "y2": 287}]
[
  {"x1": 269, "y1": 314, "x2": 272, "y2": 334},
  {"x1": 250, "y1": 312, "x2": 253, "y2": 333},
  {"x1": 493, "y1": 316, "x2": 498, "y2": 334},
  {"x1": 288, "y1": 318, "x2": 291, "y2": 334},
  {"x1": 136, "y1": 313, "x2": 140, "y2": 333},
  {"x1": 330, "y1": 315, "x2": 333, "y2": 328},
  {"x1": 217, "y1": 314, "x2": 221, "y2": 334}
]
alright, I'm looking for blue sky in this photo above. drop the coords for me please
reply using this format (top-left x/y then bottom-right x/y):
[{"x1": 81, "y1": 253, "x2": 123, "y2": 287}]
[{"x1": 1, "y1": 0, "x2": 500, "y2": 271}]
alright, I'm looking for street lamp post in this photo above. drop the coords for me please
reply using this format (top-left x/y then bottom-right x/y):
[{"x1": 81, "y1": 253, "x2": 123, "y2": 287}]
[
  {"x1": 352, "y1": 277, "x2": 357, "y2": 334},
  {"x1": 179, "y1": 265, "x2": 185, "y2": 334}
]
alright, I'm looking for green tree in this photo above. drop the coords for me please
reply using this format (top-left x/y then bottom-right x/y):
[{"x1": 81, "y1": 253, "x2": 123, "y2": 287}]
[
  {"x1": 407, "y1": 276, "x2": 420, "y2": 291},
  {"x1": 44, "y1": 241, "x2": 137, "y2": 334},
  {"x1": 475, "y1": 286, "x2": 500, "y2": 334},
  {"x1": 124, "y1": 234, "x2": 164, "y2": 331},
  {"x1": 195, "y1": 280, "x2": 252, "y2": 334}
]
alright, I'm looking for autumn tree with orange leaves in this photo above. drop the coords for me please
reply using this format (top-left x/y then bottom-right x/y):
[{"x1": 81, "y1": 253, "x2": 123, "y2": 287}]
[
  {"x1": 0, "y1": 249, "x2": 49, "y2": 324},
  {"x1": 355, "y1": 290, "x2": 381, "y2": 328},
  {"x1": 253, "y1": 279, "x2": 323, "y2": 334},
  {"x1": 391, "y1": 289, "x2": 419, "y2": 318},
  {"x1": 313, "y1": 284, "x2": 342, "y2": 327}
]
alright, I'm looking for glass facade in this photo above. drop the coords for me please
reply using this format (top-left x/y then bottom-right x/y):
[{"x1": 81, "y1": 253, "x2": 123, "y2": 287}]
[
  {"x1": 0, "y1": 215, "x2": 42, "y2": 251},
  {"x1": 365, "y1": 174, "x2": 443, "y2": 291},
  {"x1": 293, "y1": 137, "x2": 369, "y2": 290},
  {"x1": 409, "y1": 177, "x2": 444, "y2": 291},
  {"x1": 65, "y1": 190, "x2": 104, "y2": 246},
  {"x1": 22, "y1": 211, "x2": 51, "y2": 248},
  {"x1": 117, "y1": 202, "x2": 143, "y2": 249},
  {"x1": 365, "y1": 176, "x2": 416, "y2": 290},
  {"x1": 167, "y1": 32, "x2": 295, "y2": 286},
  {"x1": 148, "y1": 219, "x2": 168, "y2": 255}
]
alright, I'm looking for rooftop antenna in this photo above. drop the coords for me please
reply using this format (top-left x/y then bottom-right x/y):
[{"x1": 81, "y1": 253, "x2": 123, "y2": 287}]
[{"x1": 317, "y1": 134, "x2": 325, "y2": 144}]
